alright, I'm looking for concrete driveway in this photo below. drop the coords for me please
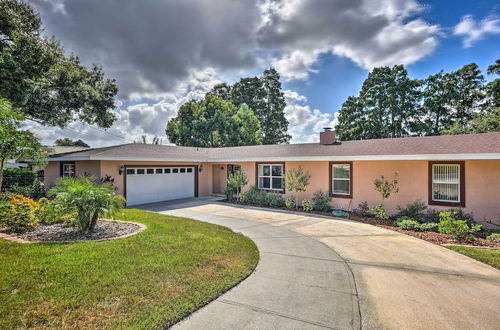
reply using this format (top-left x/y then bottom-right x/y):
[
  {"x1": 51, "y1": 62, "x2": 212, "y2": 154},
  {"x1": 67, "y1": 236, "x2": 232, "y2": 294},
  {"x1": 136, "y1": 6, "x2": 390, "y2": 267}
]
[{"x1": 139, "y1": 198, "x2": 500, "y2": 330}]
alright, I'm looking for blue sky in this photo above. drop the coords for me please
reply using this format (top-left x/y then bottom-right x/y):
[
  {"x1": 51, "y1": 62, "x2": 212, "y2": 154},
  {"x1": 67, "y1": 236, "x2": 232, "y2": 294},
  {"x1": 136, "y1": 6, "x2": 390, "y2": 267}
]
[{"x1": 27, "y1": 0, "x2": 500, "y2": 146}]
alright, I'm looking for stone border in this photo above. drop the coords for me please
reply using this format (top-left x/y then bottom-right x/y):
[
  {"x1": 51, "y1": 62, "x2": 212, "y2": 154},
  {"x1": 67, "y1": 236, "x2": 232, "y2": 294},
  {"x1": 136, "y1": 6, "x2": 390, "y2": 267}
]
[{"x1": 0, "y1": 219, "x2": 146, "y2": 244}]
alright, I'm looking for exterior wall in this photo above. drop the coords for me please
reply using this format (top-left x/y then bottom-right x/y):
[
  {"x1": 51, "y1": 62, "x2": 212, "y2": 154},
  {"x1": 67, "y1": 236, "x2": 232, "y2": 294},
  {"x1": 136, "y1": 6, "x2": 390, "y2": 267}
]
[
  {"x1": 44, "y1": 160, "x2": 100, "y2": 189},
  {"x1": 44, "y1": 159, "x2": 500, "y2": 225}
]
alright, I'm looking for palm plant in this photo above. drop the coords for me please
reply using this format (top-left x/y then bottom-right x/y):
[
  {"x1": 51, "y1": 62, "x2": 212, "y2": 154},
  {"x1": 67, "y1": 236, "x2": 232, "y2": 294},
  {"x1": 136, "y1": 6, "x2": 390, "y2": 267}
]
[{"x1": 48, "y1": 176, "x2": 125, "y2": 231}]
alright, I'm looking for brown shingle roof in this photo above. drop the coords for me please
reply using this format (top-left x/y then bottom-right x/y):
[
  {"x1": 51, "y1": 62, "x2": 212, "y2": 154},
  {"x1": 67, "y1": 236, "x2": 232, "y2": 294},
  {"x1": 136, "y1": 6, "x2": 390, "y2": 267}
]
[{"x1": 49, "y1": 132, "x2": 500, "y2": 161}]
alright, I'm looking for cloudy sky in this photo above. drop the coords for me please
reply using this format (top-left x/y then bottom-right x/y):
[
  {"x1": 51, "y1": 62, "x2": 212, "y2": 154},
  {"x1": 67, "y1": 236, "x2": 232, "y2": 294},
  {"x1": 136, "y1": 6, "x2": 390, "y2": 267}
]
[{"x1": 27, "y1": 0, "x2": 500, "y2": 147}]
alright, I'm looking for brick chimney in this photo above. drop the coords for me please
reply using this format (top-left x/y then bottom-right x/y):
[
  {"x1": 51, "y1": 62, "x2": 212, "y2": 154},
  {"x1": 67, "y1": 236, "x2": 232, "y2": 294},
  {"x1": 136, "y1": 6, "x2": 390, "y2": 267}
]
[{"x1": 320, "y1": 127, "x2": 336, "y2": 145}]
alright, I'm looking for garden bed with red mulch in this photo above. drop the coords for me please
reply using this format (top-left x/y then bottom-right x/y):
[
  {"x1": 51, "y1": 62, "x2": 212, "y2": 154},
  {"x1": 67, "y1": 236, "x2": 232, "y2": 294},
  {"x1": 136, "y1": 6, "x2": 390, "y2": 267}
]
[{"x1": 221, "y1": 200, "x2": 500, "y2": 248}]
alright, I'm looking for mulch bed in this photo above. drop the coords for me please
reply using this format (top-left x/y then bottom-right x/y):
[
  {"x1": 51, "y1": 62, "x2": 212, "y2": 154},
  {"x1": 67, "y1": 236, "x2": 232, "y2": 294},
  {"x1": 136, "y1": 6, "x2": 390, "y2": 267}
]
[
  {"x1": 1, "y1": 220, "x2": 142, "y2": 242},
  {"x1": 221, "y1": 200, "x2": 500, "y2": 248}
]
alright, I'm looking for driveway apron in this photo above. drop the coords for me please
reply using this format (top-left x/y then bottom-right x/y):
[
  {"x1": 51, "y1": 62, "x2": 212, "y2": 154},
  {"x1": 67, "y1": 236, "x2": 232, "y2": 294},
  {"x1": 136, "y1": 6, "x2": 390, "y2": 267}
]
[{"x1": 139, "y1": 198, "x2": 500, "y2": 330}]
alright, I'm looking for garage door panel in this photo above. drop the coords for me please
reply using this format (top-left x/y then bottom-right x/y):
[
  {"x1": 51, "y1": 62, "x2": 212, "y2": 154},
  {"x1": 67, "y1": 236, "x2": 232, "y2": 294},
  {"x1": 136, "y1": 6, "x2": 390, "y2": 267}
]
[{"x1": 126, "y1": 167, "x2": 195, "y2": 206}]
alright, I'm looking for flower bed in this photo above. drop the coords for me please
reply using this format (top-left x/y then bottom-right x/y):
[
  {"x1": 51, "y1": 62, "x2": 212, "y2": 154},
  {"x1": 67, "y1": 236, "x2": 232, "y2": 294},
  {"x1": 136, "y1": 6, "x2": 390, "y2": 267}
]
[{"x1": 221, "y1": 200, "x2": 500, "y2": 248}]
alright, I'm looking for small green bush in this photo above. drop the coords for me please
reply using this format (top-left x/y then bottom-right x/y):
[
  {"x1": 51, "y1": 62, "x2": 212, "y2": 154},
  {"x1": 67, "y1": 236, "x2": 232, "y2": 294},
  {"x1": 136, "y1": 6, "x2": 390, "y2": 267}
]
[
  {"x1": 437, "y1": 211, "x2": 481, "y2": 241},
  {"x1": 284, "y1": 195, "x2": 296, "y2": 209},
  {"x1": 240, "y1": 186, "x2": 266, "y2": 205},
  {"x1": 36, "y1": 197, "x2": 76, "y2": 225},
  {"x1": 302, "y1": 199, "x2": 313, "y2": 211},
  {"x1": 0, "y1": 199, "x2": 39, "y2": 232},
  {"x1": 395, "y1": 200, "x2": 427, "y2": 221},
  {"x1": 424, "y1": 208, "x2": 476, "y2": 225},
  {"x1": 371, "y1": 203, "x2": 388, "y2": 220},
  {"x1": 312, "y1": 190, "x2": 331, "y2": 212},
  {"x1": 486, "y1": 233, "x2": 500, "y2": 242},
  {"x1": 394, "y1": 217, "x2": 438, "y2": 231},
  {"x1": 419, "y1": 222, "x2": 438, "y2": 231},
  {"x1": 264, "y1": 193, "x2": 284, "y2": 207},
  {"x1": 224, "y1": 187, "x2": 234, "y2": 201},
  {"x1": 395, "y1": 217, "x2": 421, "y2": 230},
  {"x1": 354, "y1": 201, "x2": 373, "y2": 217}
]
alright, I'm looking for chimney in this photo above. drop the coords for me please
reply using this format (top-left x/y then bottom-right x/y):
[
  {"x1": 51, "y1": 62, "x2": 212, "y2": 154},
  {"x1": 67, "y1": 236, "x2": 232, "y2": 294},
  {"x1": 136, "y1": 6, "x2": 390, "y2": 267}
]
[{"x1": 320, "y1": 127, "x2": 336, "y2": 145}]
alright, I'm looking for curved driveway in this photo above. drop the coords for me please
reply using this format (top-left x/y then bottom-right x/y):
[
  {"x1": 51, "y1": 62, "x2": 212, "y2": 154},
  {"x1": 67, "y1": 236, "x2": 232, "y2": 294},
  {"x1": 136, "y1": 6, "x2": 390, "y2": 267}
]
[{"x1": 140, "y1": 198, "x2": 500, "y2": 330}]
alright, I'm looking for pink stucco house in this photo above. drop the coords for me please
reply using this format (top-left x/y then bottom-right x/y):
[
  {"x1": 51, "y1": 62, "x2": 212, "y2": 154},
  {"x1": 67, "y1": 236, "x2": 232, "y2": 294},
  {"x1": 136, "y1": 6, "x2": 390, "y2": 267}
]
[{"x1": 45, "y1": 130, "x2": 500, "y2": 226}]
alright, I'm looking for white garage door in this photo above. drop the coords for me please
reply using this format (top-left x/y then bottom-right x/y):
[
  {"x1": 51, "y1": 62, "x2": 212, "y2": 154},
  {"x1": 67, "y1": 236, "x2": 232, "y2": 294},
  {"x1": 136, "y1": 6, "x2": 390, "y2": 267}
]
[{"x1": 126, "y1": 166, "x2": 196, "y2": 206}]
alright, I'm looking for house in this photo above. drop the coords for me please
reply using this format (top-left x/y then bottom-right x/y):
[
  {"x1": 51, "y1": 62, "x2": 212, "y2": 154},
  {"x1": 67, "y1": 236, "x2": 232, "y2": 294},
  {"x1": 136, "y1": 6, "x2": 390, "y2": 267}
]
[{"x1": 45, "y1": 130, "x2": 500, "y2": 226}]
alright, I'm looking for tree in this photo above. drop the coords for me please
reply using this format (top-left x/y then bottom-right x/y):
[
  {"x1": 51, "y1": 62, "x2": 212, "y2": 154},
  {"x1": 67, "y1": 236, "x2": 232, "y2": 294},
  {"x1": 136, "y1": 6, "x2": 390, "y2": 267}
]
[
  {"x1": 48, "y1": 176, "x2": 125, "y2": 231},
  {"x1": 135, "y1": 135, "x2": 162, "y2": 144},
  {"x1": 54, "y1": 138, "x2": 90, "y2": 148},
  {"x1": 285, "y1": 166, "x2": 311, "y2": 209},
  {"x1": 0, "y1": 0, "x2": 118, "y2": 128},
  {"x1": 226, "y1": 170, "x2": 248, "y2": 201},
  {"x1": 209, "y1": 83, "x2": 232, "y2": 101},
  {"x1": 0, "y1": 99, "x2": 47, "y2": 189},
  {"x1": 261, "y1": 68, "x2": 291, "y2": 144},
  {"x1": 336, "y1": 96, "x2": 364, "y2": 141},
  {"x1": 336, "y1": 65, "x2": 420, "y2": 140},
  {"x1": 372, "y1": 171, "x2": 399, "y2": 219},
  {"x1": 421, "y1": 71, "x2": 455, "y2": 135},
  {"x1": 166, "y1": 94, "x2": 263, "y2": 147}
]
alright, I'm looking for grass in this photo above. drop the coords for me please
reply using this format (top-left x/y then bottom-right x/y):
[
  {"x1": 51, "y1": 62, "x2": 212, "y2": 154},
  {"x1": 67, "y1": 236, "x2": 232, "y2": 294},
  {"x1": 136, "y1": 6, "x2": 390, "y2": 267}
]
[
  {"x1": 0, "y1": 208, "x2": 259, "y2": 329},
  {"x1": 446, "y1": 245, "x2": 500, "y2": 270}
]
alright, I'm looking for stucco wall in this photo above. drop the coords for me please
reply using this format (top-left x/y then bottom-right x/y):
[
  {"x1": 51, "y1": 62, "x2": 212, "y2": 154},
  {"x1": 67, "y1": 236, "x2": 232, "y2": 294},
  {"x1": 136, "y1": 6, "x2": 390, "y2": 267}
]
[{"x1": 44, "y1": 159, "x2": 500, "y2": 224}]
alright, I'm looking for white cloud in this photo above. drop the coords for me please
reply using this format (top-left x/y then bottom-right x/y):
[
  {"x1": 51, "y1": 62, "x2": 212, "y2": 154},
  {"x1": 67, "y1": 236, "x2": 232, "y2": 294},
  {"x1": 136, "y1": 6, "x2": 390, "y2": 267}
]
[
  {"x1": 27, "y1": 68, "x2": 221, "y2": 147},
  {"x1": 284, "y1": 90, "x2": 337, "y2": 143},
  {"x1": 258, "y1": 0, "x2": 439, "y2": 80},
  {"x1": 453, "y1": 14, "x2": 500, "y2": 48}
]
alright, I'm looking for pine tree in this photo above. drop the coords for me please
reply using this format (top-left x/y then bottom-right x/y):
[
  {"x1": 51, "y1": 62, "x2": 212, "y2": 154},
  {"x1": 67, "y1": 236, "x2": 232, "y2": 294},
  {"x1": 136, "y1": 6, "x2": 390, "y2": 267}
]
[
  {"x1": 335, "y1": 96, "x2": 364, "y2": 141},
  {"x1": 261, "y1": 68, "x2": 291, "y2": 144}
]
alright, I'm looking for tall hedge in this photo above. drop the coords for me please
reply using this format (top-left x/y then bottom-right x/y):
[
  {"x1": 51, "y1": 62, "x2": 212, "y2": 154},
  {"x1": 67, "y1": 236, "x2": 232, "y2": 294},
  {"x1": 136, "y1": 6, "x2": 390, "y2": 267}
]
[{"x1": 1, "y1": 168, "x2": 37, "y2": 190}]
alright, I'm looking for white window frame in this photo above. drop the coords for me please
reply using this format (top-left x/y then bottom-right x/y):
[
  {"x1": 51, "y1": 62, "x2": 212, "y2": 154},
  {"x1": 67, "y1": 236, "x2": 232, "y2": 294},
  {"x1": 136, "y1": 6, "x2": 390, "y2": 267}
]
[
  {"x1": 62, "y1": 163, "x2": 75, "y2": 177},
  {"x1": 431, "y1": 164, "x2": 461, "y2": 203},
  {"x1": 331, "y1": 163, "x2": 351, "y2": 196},
  {"x1": 258, "y1": 164, "x2": 284, "y2": 191}
]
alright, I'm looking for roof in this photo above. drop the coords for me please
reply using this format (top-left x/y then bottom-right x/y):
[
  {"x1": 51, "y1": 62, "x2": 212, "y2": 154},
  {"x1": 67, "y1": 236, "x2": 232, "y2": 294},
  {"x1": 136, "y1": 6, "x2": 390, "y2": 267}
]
[
  {"x1": 46, "y1": 146, "x2": 90, "y2": 155},
  {"x1": 48, "y1": 132, "x2": 500, "y2": 162}
]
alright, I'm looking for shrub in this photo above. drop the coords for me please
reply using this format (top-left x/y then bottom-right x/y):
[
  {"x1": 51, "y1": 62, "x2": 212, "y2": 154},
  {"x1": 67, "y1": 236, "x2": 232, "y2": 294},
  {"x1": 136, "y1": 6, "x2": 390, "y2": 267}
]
[
  {"x1": 264, "y1": 193, "x2": 284, "y2": 207},
  {"x1": 395, "y1": 200, "x2": 427, "y2": 222},
  {"x1": 302, "y1": 199, "x2": 313, "y2": 211},
  {"x1": 486, "y1": 233, "x2": 500, "y2": 242},
  {"x1": 0, "y1": 196, "x2": 39, "y2": 232},
  {"x1": 395, "y1": 217, "x2": 421, "y2": 230},
  {"x1": 437, "y1": 211, "x2": 481, "y2": 241},
  {"x1": 224, "y1": 187, "x2": 234, "y2": 201},
  {"x1": 1, "y1": 168, "x2": 37, "y2": 190},
  {"x1": 240, "y1": 185, "x2": 266, "y2": 205},
  {"x1": 354, "y1": 201, "x2": 373, "y2": 217},
  {"x1": 419, "y1": 222, "x2": 438, "y2": 231},
  {"x1": 36, "y1": 197, "x2": 76, "y2": 225},
  {"x1": 371, "y1": 203, "x2": 388, "y2": 220},
  {"x1": 394, "y1": 216, "x2": 438, "y2": 231},
  {"x1": 48, "y1": 176, "x2": 125, "y2": 231},
  {"x1": 312, "y1": 190, "x2": 332, "y2": 212},
  {"x1": 424, "y1": 208, "x2": 476, "y2": 225},
  {"x1": 284, "y1": 195, "x2": 296, "y2": 209}
]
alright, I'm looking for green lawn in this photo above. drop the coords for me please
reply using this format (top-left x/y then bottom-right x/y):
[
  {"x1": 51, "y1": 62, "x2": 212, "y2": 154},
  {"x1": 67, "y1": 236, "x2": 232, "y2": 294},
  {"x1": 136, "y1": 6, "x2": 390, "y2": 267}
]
[
  {"x1": 446, "y1": 245, "x2": 500, "y2": 270},
  {"x1": 0, "y1": 209, "x2": 259, "y2": 329}
]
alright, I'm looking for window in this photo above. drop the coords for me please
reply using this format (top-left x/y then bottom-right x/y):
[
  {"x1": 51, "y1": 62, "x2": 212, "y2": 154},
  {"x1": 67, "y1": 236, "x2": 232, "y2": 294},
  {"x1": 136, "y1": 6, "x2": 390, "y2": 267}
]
[
  {"x1": 257, "y1": 164, "x2": 284, "y2": 191},
  {"x1": 429, "y1": 162, "x2": 465, "y2": 206},
  {"x1": 126, "y1": 169, "x2": 135, "y2": 175},
  {"x1": 155, "y1": 168, "x2": 163, "y2": 174},
  {"x1": 172, "y1": 168, "x2": 179, "y2": 173},
  {"x1": 137, "y1": 169, "x2": 145, "y2": 174},
  {"x1": 165, "y1": 168, "x2": 171, "y2": 173},
  {"x1": 61, "y1": 162, "x2": 75, "y2": 177},
  {"x1": 146, "y1": 168, "x2": 154, "y2": 174},
  {"x1": 330, "y1": 162, "x2": 352, "y2": 198},
  {"x1": 180, "y1": 168, "x2": 186, "y2": 173},
  {"x1": 187, "y1": 168, "x2": 193, "y2": 173}
]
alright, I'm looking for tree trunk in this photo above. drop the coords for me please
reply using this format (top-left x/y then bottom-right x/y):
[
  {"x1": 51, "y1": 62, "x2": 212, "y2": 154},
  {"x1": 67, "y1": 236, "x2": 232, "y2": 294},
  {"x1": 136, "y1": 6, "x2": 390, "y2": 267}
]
[
  {"x1": 88, "y1": 212, "x2": 99, "y2": 231},
  {"x1": 0, "y1": 157, "x2": 5, "y2": 192}
]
